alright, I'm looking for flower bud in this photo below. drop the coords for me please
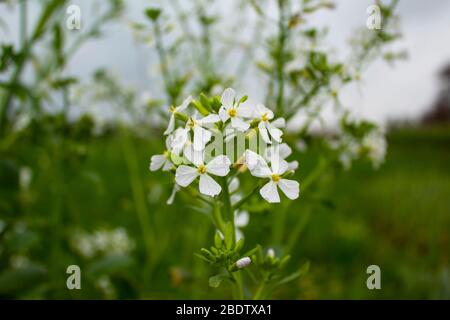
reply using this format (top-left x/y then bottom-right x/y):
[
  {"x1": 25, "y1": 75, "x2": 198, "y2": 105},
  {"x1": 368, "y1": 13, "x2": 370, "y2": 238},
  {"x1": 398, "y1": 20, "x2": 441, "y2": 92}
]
[{"x1": 236, "y1": 257, "x2": 251, "y2": 269}]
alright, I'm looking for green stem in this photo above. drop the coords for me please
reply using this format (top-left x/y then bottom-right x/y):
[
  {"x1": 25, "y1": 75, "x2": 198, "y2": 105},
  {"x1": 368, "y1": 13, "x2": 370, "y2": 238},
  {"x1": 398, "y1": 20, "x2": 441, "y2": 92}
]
[
  {"x1": 275, "y1": 0, "x2": 287, "y2": 115},
  {"x1": 220, "y1": 177, "x2": 234, "y2": 243},
  {"x1": 253, "y1": 281, "x2": 266, "y2": 300},
  {"x1": 152, "y1": 20, "x2": 175, "y2": 105}
]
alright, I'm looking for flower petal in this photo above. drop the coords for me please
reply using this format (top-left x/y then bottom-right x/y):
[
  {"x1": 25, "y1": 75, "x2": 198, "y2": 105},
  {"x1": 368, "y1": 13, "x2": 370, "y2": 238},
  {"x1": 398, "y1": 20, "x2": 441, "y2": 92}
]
[
  {"x1": 245, "y1": 150, "x2": 272, "y2": 177},
  {"x1": 163, "y1": 114, "x2": 175, "y2": 135},
  {"x1": 199, "y1": 114, "x2": 221, "y2": 126},
  {"x1": 288, "y1": 160, "x2": 299, "y2": 171},
  {"x1": 162, "y1": 160, "x2": 173, "y2": 171},
  {"x1": 199, "y1": 174, "x2": 222, "y2": 197},
  {"x1": 193, "y1": 125, "x2": 211, "y2": 151},
  {"x1": 229, "y1": 177, "x2": 240, "y2": 193},
  {"x1": 221, "y1": 88, "x2": 235, "y2": 107},
  {"x1": 237, "y1": 101, "x2": 253, "y2": 118},
  {"x1": 206, "y1": 155, "x2": 231, "y2": 176},
  {"x1": 258, "y1": 121, "x2": 271, "y2": 144},
  {"x1": 177, "y1": 95, "x2": 192, "y2": 112},
  {"x1": 278, "y1": 179, "x2": 300, "y2": 200},
  {"x1": 183, "y1": 144, "x2": 204, "y2": 167},
  {"x1": 270, "y1": 155, "x2": 289, "y2": 175},
  {"x1": 149, "y1": 155, "x2": 166, "y2": 171},
  {"x1": 267, "y1": 123, "x2": 283, "y2": 142},
  {"x1": 271, "y1": 117, "x2": 286, "y2": 128},
  {"x1": 235, "y1": 210, "x2": 249, "y2": 227},
  {"x1": 279, "y1": 143, "x2": 292, "y2": 159},
  {"x1": 231, "y1": 117, "x2": 250, "y2": 131},
  {"x1": 218, "y1": 107, "x2": 230, "y2": 122},
  {"x1": 260, "y1": 181, "x2": 280, "y2": 203},
  {"x1": 175, "y1": 165, "x2": 199, "y2": 187}
]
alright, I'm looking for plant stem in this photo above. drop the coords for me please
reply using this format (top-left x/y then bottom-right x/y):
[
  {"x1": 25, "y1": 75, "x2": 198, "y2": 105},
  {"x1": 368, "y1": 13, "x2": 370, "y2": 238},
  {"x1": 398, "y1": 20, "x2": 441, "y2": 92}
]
[
  {"x1": 275, "y1": 0, "x2": 287, "y2": 115},
  {"x1": 152, "y1": 20, "x2": 175, "y2": 106},
  {"x1": 253, "y1": 281, "x2": 266, "y2": 300},
  {"x1": 220, "y1": 177, "x2": 234, "y2": 243}
]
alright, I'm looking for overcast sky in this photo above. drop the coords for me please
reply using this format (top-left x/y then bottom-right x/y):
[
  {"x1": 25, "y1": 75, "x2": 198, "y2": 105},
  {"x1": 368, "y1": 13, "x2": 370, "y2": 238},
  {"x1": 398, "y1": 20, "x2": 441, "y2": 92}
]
[{"x1": 2, "y1": 0, "x2": 450, "y2": 124}]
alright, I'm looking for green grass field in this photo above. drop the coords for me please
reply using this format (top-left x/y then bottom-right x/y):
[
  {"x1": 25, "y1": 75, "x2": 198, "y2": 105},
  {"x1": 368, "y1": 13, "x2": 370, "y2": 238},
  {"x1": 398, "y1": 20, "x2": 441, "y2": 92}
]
[{"x1": 1, "y1": 125, "x2": 449, "y2": 299}]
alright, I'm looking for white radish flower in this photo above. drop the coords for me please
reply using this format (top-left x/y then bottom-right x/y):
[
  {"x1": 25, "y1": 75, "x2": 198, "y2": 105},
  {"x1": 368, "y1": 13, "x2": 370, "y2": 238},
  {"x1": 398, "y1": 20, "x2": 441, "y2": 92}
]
[
  {"x1": 166, "y1": 184, "x2": 180, "y2": 205},
  {"x1": 254, "y1": 104, "x2": 284, "y2": 144},
  {"x1": 168, "y1": 127, "x2": 190, "y2": 156},
  {"x1": 175, "y1": 147, "x2": 231, "y2": 197},
  {"x1": 245, "y1": 150, "x2": 300, "y2": 203},
  {"x1": 236, "y1": 257, "x2": 251, "y2": 269},
  {"x1": 219, "y1": 88, "x2": 252, "y2": 132},
  {"x1": 149, "y1": 135, "x2": 176, "y2": 171},
  {"x1": 164, "y1": 96, "x2": 192, "y2": 135},
  {"x1": 186, "y1": 112, "x2": 220, "y2": 151},
  {"x1": 265, "y1": 143, "x2": 299, "y2": 171}
]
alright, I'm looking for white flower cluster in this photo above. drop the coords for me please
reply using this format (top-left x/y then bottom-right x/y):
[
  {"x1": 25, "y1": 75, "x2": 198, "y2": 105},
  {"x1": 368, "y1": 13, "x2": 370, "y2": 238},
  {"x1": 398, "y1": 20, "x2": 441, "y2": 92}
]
[
  {"x1": 70, "y1": 228, "x2": 135, "y2": 259},
  {"x1": 330, "y1": 129, "x2": 387, "y2": 170},
  {"x1": 150, "y1": 88, "x2": 300, "y2": 203}
]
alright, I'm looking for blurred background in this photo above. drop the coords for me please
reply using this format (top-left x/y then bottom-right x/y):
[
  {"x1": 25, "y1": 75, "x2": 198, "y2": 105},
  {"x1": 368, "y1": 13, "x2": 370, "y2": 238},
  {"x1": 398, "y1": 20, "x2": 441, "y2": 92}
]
[{"x1": 0, "y1": 0, "x2": 449, "y2": 299}]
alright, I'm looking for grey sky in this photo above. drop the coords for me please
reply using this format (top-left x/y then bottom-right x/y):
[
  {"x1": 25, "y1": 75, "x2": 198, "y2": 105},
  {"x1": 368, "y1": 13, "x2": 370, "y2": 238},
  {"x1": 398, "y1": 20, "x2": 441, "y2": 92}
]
[{"x1": 2, "y1": 0, "x2": 450, "y2": 124}]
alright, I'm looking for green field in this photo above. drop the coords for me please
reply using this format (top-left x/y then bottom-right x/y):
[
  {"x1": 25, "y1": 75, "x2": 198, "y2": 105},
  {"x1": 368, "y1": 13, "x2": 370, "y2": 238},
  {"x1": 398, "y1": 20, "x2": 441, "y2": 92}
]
[{"x1": 1, "y1": 125, "x2": 449, "y2": 299}]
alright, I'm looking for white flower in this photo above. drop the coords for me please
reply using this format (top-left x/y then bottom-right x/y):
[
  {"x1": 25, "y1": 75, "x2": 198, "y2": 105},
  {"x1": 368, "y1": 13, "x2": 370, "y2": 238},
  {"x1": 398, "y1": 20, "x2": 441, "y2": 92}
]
[
  {"x1": 219, "y1": 88, "x2": 252, "y2": 131},
  {"x1": 229, "y1": 177, "x2": 240, "y2": 193},
  {"x1": 245, "y1": 150, "x2": 300, "y2": 203},
  {"x1": 236, "y1": 257, "x2": 251, "y2": 269},
  {"x1": 267, "y1": 248, "x2": 275, "y2": 258},
  {"x1": 164, "y1": 96, "x2": 192, "y2": 135},
  {"x1": 363, "y1": 131, "x2": 387, "y2": 169},
  {"x1": 265, "y1": 143, "x2": 299, "y2": 171},
  {"x1": 175, "y1": 147, "x2": 231, "y2": 197},
  {"x1": 253, "y1": 104, "x2": 284, "y2": 144},
  {"x1": 186, "y1": 112, "x2": 220, "y2": 151},
  {"x1": 149, "y1": 135, "x2": 176, "y2": 171},
  {"x1": 168, "y1": 127, "x2": 190, "y2": 155}
]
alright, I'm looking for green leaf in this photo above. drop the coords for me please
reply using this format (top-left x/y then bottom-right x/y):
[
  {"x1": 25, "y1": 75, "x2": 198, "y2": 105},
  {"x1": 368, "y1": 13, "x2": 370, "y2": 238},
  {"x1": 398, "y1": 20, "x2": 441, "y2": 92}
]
[
  {"x1": 191, "y1": 100, "x2": 210, "y2": 116},
  {"x1": 224, "y1": 222, "x2": 233, "y2": 250},
  {"x1": 145, "y1": 8, "x2": 161, "y2": 21},
  {"x1": 277, "y1": 261, "x2": 310, "y2": 286},
  {"x1": 209, "y1": 274, "x2": 228, "y2": 288}
]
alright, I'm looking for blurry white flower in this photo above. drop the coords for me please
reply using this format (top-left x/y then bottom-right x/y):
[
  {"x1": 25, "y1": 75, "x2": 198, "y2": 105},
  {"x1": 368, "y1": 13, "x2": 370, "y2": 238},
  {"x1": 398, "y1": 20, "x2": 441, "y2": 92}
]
[
  {"x1": 219, "y1": 88, "x2": 252, "y2": 131},
  {"x1": 235, "y1": 210, "x2": 249, "y2": 241},
  {"x1": 267, "y1": 248, "x2": 275, "y2": 258},
  {"x1": 71, "y1": 228, "x2": 134, "y2": 258},
  {"x1": 229, "y1": 177, "x2": 240, "y2": 193},
  {"x1": 10, "y1": 255, "x2": 30, "y2": 269},
  {"x1": 245, "y1": 150, "x2": 300, "y2": 203},
  {"x1": 164, "y1": 96, "x2": 192, "y2": 135},
  {"x1": 175, "y1": 147, "x2": 231, "y2": 197},
  {"x1": 253, "y1": 104, "x2": 283, "y2": 144},
  {"x1": 363, "y1": 130, "x2": 387, "y2": 169}
]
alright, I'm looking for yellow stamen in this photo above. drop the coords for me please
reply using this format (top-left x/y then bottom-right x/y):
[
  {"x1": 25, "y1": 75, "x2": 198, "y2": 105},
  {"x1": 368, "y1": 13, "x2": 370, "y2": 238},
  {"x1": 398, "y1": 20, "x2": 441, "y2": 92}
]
[
  {"x1": 228, "y1": 108, "x2": 237, "y2": 118},
  {"x1": 261, "y1": 112, "x2": 269, "y2": 122},
  {"x1": 170, "y1": 106, "x2": 177, "y2": 113},
  {"x1": 163, "y1": 150, "x2": 170, "y2": 158},
  {"x1": 197, "y1": 165, "x2": 206, "y2": 174},
  {"x1": 271, "y1": 174, "x2": 280, "y2": 182}
]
